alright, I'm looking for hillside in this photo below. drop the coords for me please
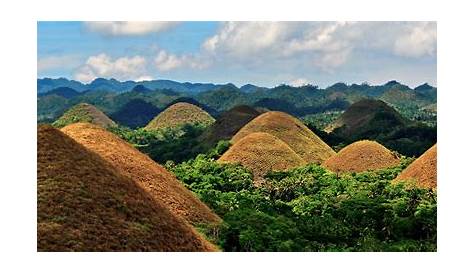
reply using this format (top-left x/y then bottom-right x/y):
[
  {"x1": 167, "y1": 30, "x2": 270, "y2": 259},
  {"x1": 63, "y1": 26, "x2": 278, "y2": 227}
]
[
  {"x1": 52, "y1": 103, "x2": 116, "y2": 128},
  {"x1": 321, "y1": 99, "x2": 436, "y2": 157},
  {"x1": 394, "y1": 144, "x2": 437, "y2": 189},
  {"x1": 323, "y1": 140, "x2": 401, "y2": 173},
  {"x1": 38, "y1": 87, "x2": 80, "y2": 99},
  {"x1": 110, "y1": 99, "x2": 160, "y2": 128},
  {"x1": 37, "y1": 125, "x2": 217, "y2": 251},
  {"x1": 218, "y1": 132, "x2": 306, "y2": 181},
  {"x1": 145, "y1": 102, "x2": 215, "y2": 130},
  {"x1": 232, "y1": 111, "x2": 335, "y2": 163},
  {"x1": 198, "y1": 105, "x2": 263, "y2": 149},
  {"x1": 61, "y1": 122, "x2": 221, "y2": 225},
  {"x1": 325, "y1": 99, "x2": 407, "y2": 137}
]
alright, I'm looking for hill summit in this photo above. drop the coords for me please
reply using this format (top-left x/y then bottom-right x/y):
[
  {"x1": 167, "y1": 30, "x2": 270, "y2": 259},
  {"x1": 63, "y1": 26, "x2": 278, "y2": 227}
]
[
  {"x1": 218, "y1": 132, "x2": 306, "y2": 182},
  {"x1": 52, "y1": 103, "x2": 116, "y2": 128},
  {"x1": 232, "y1": 111, "x2": 335, "y2": 163},
  {"x1": 323, "y1": 140, "x2": 401, "y2": 173},
  {"x1": 145, "y1": 102, "x2": 215, "y2": 130},
  {"x1": 37, "y1": 125, "x2": 216, "y2": 251},
  {"x1": 325, "y1": 99, "x2": 406, "y2": 138}
]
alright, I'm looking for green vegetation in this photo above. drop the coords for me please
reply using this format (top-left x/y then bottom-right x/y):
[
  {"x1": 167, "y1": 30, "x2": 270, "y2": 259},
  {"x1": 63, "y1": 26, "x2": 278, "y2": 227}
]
[
  {"x1": 168, "y1": 150, "x2": 436, "y2": 252},
  {"x1": 52, "y1": 104, "x2": 94, "y2": 128},
  {"x1": 302, "y1": 111, "x2": 343, "y2": 130},
  {"x1": 109, "y1": 123, "x2": 211, "y2": 164}
]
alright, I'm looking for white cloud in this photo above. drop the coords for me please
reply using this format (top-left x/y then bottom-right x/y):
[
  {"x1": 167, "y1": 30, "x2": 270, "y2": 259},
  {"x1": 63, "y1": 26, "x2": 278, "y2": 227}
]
[
  {"x1": 202, "y1": 22, "x2": 437, "y2": 71},
  {"x1": 85, "y1": 21, "x2": 179, "y2": 36},
  {"x1": 154, "y1": 50, "x2": 208, "y2": 72},
  {"x1": 74, "y1": 53, "x2": 148, "y2": 82},
  {"x1": 393, "y1": 22, "x2": 437, "y2": 57},
  {"x1": 38, "y1": 55, "x2": 81, "y2": 72},
  {"x1": 288, "y1": 78, "x2": 312, "y2": 87}
]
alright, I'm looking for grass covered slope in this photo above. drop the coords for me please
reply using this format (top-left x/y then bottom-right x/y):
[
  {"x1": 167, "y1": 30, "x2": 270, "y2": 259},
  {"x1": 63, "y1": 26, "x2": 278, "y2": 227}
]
[
  {"x1": 37, "y1": 125, "x2": 217, "y2": 251},
  {"x1": 232, "y1": 111, "x2": 335, "y2": 163},
  {"x1": 395, "y1": 144, "x2": 437, "y2": 189},
  {"x1": 198, "y1": 105, "x2": 262, "y2": 149},
  {"x1": 323, "y1": 140, "x2": 401, "y2": 173},
  {"x1": 218, "y1": 132, "x2": 306, "y2": 180},
  {"x1": 325, "y1": 99, "x2": 406, "y2": 137},
  {"x1": 145, "y1": 102, "x2": 215, "y2": 130},
  {"x1": 52, "y1": 103, "x2": 116, "y2": 128},
  {"x1": 61, "y1": 122, "x2": 221, "y2": 225}
]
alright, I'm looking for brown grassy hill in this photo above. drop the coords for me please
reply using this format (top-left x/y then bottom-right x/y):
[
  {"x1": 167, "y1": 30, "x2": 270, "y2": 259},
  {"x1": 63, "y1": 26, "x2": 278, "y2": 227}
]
[
  {"x1": 61, "y1": 122, "x2": 221, "y2": 226},
  {"x1": 324, "y1": 99, "x2": 406, "y2": 136},
  {"x1": 52, "y1": 103, "x2": 116, "y2": 128},
  {"x1": 394, "y1": 144, "x2": 437, "y2": 189},
  {"x1": 322, "y1": 140, "x2": 401, "y2": 173},
  {"x1": 218, "y1": 132, "x2": 306, "y2": 181},
  {"x1": 37, "y1": 125, "x2": 216, "y2": 251},
  {"x1": 145, "y1": 102, "x2": 215, "y2": 130},
  {"x1": 198, "y1": 105, "x2": 262, "y2": 149},
  {"x1": 232, "y1": 111, "x2": 335, "y2": 163}
]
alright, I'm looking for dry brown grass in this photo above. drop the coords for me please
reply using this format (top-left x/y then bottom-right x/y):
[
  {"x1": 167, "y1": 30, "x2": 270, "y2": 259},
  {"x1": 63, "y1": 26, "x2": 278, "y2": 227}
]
[
  {"x1": 53, "y1": 103, "x2": 116, "y2": 128},
  {"x1": 61, "y1": 122, "x2": 221, "y2": 226},
  {"x1": 145, "y1": 102, "x2": 215, "y2": 130},
  {"x1": 219, "y1": 132, "x2": 306, "y2": 182},
  {"x1": 37, "y1": 125, "x2": 217, "y2": 251},
  {"x1": 198, "y1": 105, "x2": 262, "y2": 149},
  {"x1": 394, "y1": 144, "x2": 437, "y2": 189},
  {"x1": 232, "y1": 111, "x2": 335, "y2": 163},
  {"x1": 323, "y1": 140, "x2": 401, "y2": 173}
]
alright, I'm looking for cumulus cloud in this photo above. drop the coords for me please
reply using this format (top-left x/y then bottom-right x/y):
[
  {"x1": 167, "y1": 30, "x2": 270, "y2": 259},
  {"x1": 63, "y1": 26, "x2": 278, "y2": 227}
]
[
  {"x1": 393, "y1": 22, "x2": 437, "y2": 57},
  {"x1": 85, "y1": 21, "x2": 179, "y2": 36},
  {"x1": 74, "y1": 53, "x2": 148, "y2": 82},
  {"x1": 202, "y1": 21, "x2": 437, "y2": 70},
  {"x1": 154, "y1": 50, "x2": 208, "y2": 72}
]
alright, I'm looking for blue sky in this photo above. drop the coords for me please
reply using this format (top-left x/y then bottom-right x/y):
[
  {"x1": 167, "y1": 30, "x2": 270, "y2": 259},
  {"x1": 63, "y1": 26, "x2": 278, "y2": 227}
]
[{"x1": 37, "y1": 21, "x2": 437, "y2": 88}]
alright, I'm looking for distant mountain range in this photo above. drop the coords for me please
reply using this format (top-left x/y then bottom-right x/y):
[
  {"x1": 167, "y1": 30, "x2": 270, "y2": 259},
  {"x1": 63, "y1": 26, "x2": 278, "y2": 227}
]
[
  {"x1": 37, "y1": 77, "x2": 434, "y2": 95},
  {"x1": 37, "y1": 77, "x2": 437, "y2": 128},
  {"x1": 37, "y1": 77, "x2": 249, "y2": 94}
]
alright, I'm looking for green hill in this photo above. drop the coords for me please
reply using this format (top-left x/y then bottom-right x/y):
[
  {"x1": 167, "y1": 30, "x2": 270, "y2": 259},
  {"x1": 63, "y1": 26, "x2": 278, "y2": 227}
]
[{"x1": 52, "y1": 103, "x2": 116, "y2": 128}]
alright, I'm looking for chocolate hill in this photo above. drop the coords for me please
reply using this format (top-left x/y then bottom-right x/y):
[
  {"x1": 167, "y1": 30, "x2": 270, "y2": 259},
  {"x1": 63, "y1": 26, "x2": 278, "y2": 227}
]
[
  {"x1": 37, "y1": 125, "x2": 216, "y2": 251},
  {"x1": 323, "y1": 140, "x2": 401, "y2": 173},
  {"x1": 198, "y1": 105, "x2": 263, "y2": 149},
  {"x1": 394, "y1": 144, "x2": 437, "y2": 189},
  {"x1": 145, "y1": 102, "x2": 215, "y2": 130},
  {"x1": 218, "y1": 132, "x2": 306, "y2": 182},
  {"x1": 61, "y1": 122, "x2": 221, "y2": 225},
  {"x1": 232, "y1": 111, "x2": 335, "y2": 163},
  {"x1": 325, "y1": 99, "x2": 406, "y2": 138},
  {"x1": 52, "y1": 103, "x2": 116, "y2": 128}
]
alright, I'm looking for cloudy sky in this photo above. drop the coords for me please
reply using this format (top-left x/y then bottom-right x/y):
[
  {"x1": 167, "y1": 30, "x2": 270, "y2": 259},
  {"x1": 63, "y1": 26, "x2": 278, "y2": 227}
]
[{"x1": 37, "y1": 21, "x2": 436, "y2": 88}]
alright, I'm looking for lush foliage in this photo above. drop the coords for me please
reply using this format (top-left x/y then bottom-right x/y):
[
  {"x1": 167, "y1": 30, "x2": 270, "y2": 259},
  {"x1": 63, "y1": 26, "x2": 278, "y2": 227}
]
[
  {"x1": 109, "y1": 123, "x2": 211, "y2": 164},
  {"x1": 169, "y1": 152, "x2": 436, "y2": 251}
]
